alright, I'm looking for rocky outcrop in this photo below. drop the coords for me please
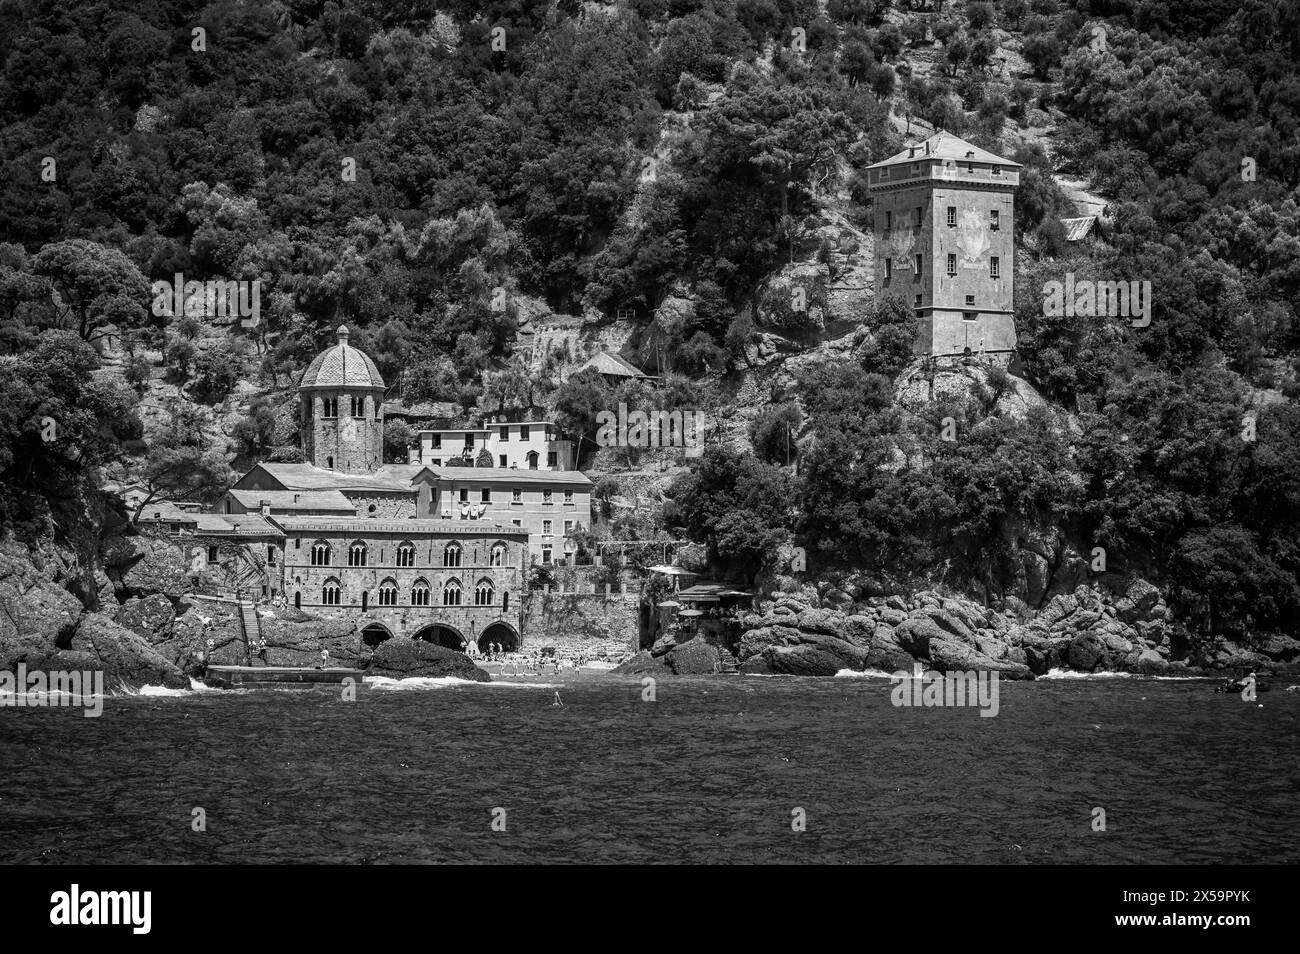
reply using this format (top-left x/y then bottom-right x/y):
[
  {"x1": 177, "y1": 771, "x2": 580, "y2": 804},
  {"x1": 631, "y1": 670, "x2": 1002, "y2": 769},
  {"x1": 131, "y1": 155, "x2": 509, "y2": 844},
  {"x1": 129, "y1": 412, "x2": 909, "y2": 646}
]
[
  {"x1": 664, "y1": 637, "x2": 720, "y2": 674},
  {"x1": 0, "y1": 539, "x2": 84, "y2": 665},
  {"x1": 612, "y1": 650, "x2": 671, "y2": 676},
  {"x1": 70, "y1": 612, "x2": 189, "y2": 689},
  {"x1": 731, "y1": 576, "x2": 1293, "y2": 679},
  {"x1": 104, "y1": 535, "x2": 193, "y2": 601},
  {"x1": 116, "y1": 594, "x2": 176, "y2": 642},
  {"x1": 366, "y1": 637, "x2": 490, "y2": 682}
]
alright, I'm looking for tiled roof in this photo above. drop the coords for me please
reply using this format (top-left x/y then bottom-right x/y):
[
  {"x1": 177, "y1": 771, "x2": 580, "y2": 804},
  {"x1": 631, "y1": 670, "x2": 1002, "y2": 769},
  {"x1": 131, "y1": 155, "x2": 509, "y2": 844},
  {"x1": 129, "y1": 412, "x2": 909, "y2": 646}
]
[
  {"x1": 195, "y1": 514, "x2": 283, "y2": 537},
  {"x1": 136, "y1": 501, "x2": 199, "y2": 523},
  {"x1": 867, "y1": 131, "x2": 1022, "y2": 170},
  {"x1": 299, "y1": 325, "x2": 385, "y2": 390},
  {"x1": 576, "y1": 350, "x2": 649, "y2": 378},
  {"x1": 420, "y1": 465, "x2": 593, "y2": 487},
  {"x1": 271, "y1": 516, "x2": 526, "y2": 536},
  {"x1": 238, "y1": 463, "x2": 414, "y2": 493},
  {"x1": 226, "y1": 489, "x2": 356, "y2": 512}
]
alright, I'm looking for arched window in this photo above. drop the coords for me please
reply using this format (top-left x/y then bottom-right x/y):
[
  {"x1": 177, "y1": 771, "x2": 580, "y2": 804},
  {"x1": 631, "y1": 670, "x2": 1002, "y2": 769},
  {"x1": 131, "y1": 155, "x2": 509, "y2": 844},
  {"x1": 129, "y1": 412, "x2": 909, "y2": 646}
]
[
  {"x1": 348, "y1": 541, "x2": 367, "y2": 567},
  {"x1": 474, "y1": 578, "x2": 494, "y2": 606},
  {"x1": 378, "y1": 579, "x2": 399, "y2": 606},
  {"x1": 322, "y1": 580, "x2": 341, "y2": 606},
  {"x1": 489, "y1": 543, "x2": 506, "y2": 567},
  {"x1": 310, "y1": 541, "x2": 330, "y2": 566},
  {"x1": 526, "y1": 450, "x2": 539, "y2": 470},
  {"x1": 442, "y1": 578, "x2": 462, "y2": 606},
  {"x1": 443, "y1": 542, "x2": 462, "y2": 567},
  {"x1": 350, "y1": 395, "x2": 363, "y2": 418},
  {"x1": 396, "y1": 542, "x2": 415, "y2": 567},
  {"x1": 322, "y1": 397, "x2": 337, "y2": 418},
  {"x1": 411, "y1": 579, "x2": 430, "y2": 607}
]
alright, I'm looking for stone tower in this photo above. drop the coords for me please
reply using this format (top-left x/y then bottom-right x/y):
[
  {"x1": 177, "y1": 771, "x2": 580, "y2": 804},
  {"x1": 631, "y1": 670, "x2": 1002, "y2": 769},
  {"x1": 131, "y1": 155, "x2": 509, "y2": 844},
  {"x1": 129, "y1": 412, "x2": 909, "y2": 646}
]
[
  {"x1": 866, "y1": 131, "x2": 1021, "y2": 362},
  {"x1": 298, "y1": 325, "x2": 386, "y2": 472}
]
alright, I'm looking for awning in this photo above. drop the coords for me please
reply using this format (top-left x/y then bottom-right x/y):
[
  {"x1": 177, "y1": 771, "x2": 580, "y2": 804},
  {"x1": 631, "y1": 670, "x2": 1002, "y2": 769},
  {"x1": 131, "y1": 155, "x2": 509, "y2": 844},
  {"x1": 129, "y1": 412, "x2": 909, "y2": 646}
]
[
  {"x1": 680, "y1": 594, "x2": 720, "y2": 603},
  {"x1": 717, "y1": 589, "x2": 752, "y2": 597},
  {"x1": 656, "y1": 601, "x2": 681, "y2": 608}
]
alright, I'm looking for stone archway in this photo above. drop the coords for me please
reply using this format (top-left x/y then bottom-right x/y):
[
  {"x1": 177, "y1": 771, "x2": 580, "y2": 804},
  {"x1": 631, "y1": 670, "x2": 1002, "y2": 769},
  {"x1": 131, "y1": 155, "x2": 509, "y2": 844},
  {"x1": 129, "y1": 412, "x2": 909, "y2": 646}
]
[
  {"x1": 361, "y1": 621, "x2": 393, "y2": 648},
  {"x1": 478, "y1": 621, "x2": 520, "y2": 653},
  {"x1": 411, "y1": 622, "x2": 466, "y2": 651}
]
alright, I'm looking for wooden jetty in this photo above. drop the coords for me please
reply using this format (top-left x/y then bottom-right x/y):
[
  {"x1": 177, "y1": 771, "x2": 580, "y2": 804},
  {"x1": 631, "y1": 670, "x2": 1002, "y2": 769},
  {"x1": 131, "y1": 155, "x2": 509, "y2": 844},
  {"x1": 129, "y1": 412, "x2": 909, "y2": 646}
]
[{"x1": 203, "y1": 666, "x2": 366, "y2": 689}]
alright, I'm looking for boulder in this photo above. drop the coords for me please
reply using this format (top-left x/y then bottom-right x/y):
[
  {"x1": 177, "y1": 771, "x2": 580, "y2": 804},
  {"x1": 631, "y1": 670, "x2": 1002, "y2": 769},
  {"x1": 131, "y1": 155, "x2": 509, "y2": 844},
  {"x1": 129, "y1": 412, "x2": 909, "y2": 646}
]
[
  {"x1": 0, "y1": 541, "x2": 84, "y2": 667},
  {"x1": 918, "y1": 605, "x2": 977, "y2": 642},
  {"x1": 1067, "y1": 632, "x2": 1108, "y2": 671},
  {"x1": 116, "y1": 594, "x2": 176, "y2": 643},
  {"x1": 928, "y1": 637, "x2": 1034, "y2": 679},
  {"x1": 366, "y1": 638, "x2": 489, "y2": 682},
  {"x1": 650, "y1": 635, "x2": 677, "y2": 657},
  {"x1": 665, "y1": 638, "x2": 720, "y2": 675},
  {"x1": 71, "y1": 612, "x2": 188, "y2": 689},
  {"x1": 612, "y1": 651, "x2": 671, "y2": 676},
  {"x1": 1114, "y1": 579, "x2": 1161, "y2": 624},
  {"x1": 893, "y1": 616, "x2": 946, "y2": 657},
  {"x1": 108, "y1": 536, "x2": 193, "y2": 600}
]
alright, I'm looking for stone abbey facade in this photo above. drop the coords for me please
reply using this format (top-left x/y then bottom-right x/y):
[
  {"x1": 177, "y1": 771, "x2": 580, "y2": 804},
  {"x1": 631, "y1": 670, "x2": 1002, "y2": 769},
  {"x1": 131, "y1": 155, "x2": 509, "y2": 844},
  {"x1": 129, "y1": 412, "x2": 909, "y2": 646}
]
[
  {"x1": 171, "y1": 325, "x2": 595, "y2": 651},
  {"x1": 867, "y1": 131, "x2": 1021, "y2": 362}
]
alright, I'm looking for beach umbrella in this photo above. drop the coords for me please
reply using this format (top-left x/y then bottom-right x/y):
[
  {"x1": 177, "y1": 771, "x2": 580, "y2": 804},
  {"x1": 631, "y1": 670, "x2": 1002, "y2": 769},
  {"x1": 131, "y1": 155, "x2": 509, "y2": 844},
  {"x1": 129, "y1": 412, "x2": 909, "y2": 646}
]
[{"x1": 678, "y1": 609, "x2": 703, "y2": 617}]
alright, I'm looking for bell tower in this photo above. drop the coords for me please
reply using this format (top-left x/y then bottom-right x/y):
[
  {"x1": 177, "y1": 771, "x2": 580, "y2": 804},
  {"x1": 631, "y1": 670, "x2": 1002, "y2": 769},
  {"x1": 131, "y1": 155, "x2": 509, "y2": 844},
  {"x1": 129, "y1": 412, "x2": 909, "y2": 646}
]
[
  {"x1": 867, "y1": 131, "x2": 1021, "y2": 363},
  {"x1": 297, "y1": 325, "x2": 386, "y2": 472}
]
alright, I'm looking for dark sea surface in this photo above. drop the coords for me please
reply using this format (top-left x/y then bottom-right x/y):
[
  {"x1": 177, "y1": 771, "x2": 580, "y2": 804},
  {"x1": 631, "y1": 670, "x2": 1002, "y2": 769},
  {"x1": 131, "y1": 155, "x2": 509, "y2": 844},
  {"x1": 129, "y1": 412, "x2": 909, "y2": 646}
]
[{"x1": 2, "y1": 672, "x2": 1298, "y2": 864}]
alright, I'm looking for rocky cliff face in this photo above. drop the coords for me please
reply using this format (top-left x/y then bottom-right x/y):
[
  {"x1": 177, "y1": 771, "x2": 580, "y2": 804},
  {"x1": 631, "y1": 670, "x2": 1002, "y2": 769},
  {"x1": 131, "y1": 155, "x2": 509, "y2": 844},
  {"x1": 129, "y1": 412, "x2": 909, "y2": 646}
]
[{"x1": 731, "y1": 579, "x2": 1297, "y2": 679}]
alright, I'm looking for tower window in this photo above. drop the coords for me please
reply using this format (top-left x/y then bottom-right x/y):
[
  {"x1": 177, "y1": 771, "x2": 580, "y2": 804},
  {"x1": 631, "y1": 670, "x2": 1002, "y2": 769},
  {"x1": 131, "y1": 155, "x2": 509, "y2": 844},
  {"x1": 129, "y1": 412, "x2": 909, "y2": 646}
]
[
  {"x1": 884, "y1": 258, "x2": 892, "y2": 281},
  {"x1": 350, "y1": 395, "x2": 363, "y2": 417},
  {"x1": 914, "y1": 294, "x2": 923, "y2": 306},
  {"x1": 322, "y1": 397, "x2": 337, "y2": 418},
  {"x1": 947, "y1": 254, "x2": 956, "y2": 276},
  {"x1": 947, "y1": 206, "x2": 956, "y2": 227},
  {"x1": 990, "y1": 210, "x2": 1000, "y2": 230},
  {"x1": 914, "y1": 206, "x2": 922, "y2": 227},
  {"x1": 965, "y1": 295, "x2": 976, "y2": 306},
  {"x1": 884, "y1": 210, "x2": 892, "y2": 233},
  {"x1": 990, "y1": 256, "x2": 1000, "y2": 278},
  {"x1": 914, "y1": 254, "x2": 923, "y2": 279}
]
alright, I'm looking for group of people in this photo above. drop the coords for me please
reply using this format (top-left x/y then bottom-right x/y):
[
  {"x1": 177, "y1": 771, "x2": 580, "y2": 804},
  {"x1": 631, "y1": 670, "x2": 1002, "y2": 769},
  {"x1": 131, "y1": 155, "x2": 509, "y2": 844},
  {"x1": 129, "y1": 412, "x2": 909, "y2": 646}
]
[{"x1": 466, "y1": 647, "x2": 617, "y2": 675}]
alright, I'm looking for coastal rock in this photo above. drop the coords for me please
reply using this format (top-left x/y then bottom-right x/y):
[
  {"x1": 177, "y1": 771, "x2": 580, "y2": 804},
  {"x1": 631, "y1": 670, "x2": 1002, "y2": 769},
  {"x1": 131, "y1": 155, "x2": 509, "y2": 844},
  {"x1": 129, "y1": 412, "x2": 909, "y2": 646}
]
[
  {"x1": 1114, "y1": 579, "x2": 1161, "y2": 623},
  {"x1": 893, "y1": 616, "x2": 945, "y2": 657},
  {"x1": 650, "y1": 635, "x2": 677, "y2": 657},
  {"x1": 917, "y1": 605, "x2": 977, "y2": 643},
  {"x1": 107, "y1": 536, "x2": 193, "y2": 600},
  {"x1": 928, "y1": 637, "x2": 1034, "y2": 679},
  {"x1": 665, "y1": 637, "x2": 720, "y2": 675},
  {"x1": 0, "y1": 540, "x2": 84, "y2": 667},
  {"x1": 1067, "y1": 632, "x2": 1108, "y2": 671},
  {"x1": 116, "y1": 594, "x2": 176, "y2": 643},
  {"x1": 612, "y1": 651, "x2": 671, "y2": 676},
  {"x1": 365, "y1": 638, "x2": 489, "y2": 682},
  {"x1": 71, "y1": 612, "x2": 189, "y2": 689}
]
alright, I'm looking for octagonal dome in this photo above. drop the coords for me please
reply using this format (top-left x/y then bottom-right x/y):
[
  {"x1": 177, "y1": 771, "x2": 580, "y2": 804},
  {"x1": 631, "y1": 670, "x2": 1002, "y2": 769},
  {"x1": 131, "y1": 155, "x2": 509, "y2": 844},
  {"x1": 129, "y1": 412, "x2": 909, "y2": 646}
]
[{"x1": 299, "y1": 325, "x2": 385, "y2": 390}]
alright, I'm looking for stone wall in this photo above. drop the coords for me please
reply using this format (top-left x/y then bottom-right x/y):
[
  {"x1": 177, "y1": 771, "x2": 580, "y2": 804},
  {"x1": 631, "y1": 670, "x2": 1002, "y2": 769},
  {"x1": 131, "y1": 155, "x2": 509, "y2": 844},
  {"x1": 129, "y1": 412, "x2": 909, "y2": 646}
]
[{"x1": 520, "y1": 586, "x2": 642, "y2": 654}]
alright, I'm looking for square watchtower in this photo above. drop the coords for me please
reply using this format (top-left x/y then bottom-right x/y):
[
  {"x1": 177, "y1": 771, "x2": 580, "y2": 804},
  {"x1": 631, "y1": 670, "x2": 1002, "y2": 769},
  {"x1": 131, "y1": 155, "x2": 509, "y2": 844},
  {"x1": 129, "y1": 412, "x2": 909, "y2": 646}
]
[{"x1": 866, "y1": 131, "x2": 1022, "y2": 362}]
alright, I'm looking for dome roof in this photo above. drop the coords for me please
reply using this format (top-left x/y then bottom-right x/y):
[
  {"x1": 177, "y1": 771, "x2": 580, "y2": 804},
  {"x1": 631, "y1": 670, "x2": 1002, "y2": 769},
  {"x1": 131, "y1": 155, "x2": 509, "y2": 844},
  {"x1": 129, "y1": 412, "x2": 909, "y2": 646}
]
[{"x1": 299, "y1": 325, "x2": 385, "y2": 390}]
